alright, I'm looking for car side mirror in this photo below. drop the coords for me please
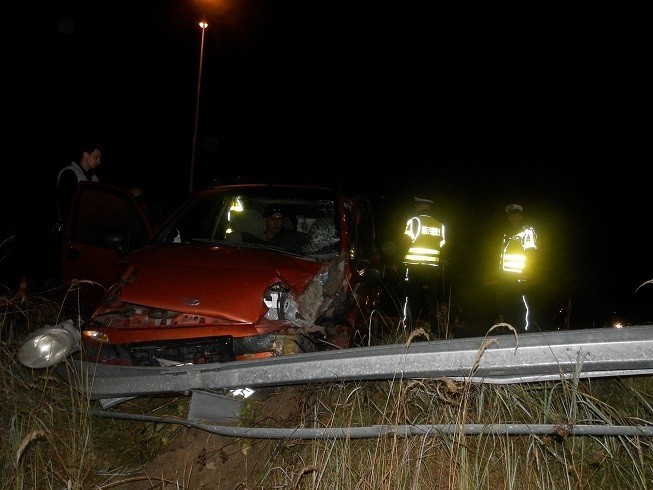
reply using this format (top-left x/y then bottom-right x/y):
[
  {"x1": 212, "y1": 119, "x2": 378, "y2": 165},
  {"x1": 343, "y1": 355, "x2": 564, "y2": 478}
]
[
  {"x1": 355, "y1": 259, "x2": 383, "y2": 286},
  {"x1": 98, "y1": 229, "x2": 128, "y2": 255}
]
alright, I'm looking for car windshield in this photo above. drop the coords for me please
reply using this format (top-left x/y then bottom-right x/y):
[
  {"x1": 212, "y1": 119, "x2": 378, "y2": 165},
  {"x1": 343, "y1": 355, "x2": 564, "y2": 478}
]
[{"x1": 153, "y1": 186, "x2": 340, "y2": 256}]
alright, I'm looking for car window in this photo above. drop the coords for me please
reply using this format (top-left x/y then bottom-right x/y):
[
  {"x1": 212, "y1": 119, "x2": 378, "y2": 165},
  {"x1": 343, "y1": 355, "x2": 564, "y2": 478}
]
[
  {"x1": 68, "y1": 184, "x2": 151, "y2": 250},
  {"x1": 154, "y1": 187, "x2": 341, "y2": 257}
]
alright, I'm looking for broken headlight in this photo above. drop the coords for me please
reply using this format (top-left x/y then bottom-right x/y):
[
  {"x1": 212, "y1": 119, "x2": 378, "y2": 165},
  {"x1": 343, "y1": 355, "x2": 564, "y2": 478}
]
[{"x1": 263, "y1": 282, "x2": 298, "y2": 320}]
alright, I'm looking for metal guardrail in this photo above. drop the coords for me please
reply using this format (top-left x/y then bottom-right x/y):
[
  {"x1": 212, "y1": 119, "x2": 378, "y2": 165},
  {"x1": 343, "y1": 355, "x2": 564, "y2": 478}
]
[
  {"x1": 61, "y1": 324, "x2": 653, "y2": 402},
  {"x1": 87, "y1": 409, "x2": 653, "y2": 439}
]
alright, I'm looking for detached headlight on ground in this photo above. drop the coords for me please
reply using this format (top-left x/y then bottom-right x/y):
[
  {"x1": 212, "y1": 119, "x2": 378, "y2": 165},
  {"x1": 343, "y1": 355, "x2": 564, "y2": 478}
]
[{"x1": 18, "y1": 319, "x2": 81, "y2": 369}]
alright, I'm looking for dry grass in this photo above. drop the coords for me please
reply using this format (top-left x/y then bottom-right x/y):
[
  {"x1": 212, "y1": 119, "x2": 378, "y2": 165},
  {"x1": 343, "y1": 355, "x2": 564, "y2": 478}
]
[
  {"x1": 1, "y1": 284, "x2": 652, "y2": 489},
  {"x1": 252, "y1": 375, "x2": 653, "y2": 489}
]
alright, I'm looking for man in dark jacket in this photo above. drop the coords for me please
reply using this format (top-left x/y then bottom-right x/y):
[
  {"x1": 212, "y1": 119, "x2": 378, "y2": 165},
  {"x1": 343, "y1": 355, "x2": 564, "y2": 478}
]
[{"x1": 56, "y1": 142, "x2": 103, "y2": 223}]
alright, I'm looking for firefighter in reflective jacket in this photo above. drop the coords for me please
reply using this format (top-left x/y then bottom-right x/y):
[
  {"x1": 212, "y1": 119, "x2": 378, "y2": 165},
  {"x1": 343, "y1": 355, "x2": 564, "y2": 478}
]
[
  {"x1": 496, "y1": 203, "x2": 538, "y2": 332},
  {"x1": 402, "y1": 197, "x2": 446, "y2": 327}
]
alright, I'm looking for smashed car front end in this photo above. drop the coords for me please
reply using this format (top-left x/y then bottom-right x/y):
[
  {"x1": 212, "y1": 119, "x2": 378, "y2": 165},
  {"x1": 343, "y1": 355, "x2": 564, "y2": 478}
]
[
  {"x1": 19, "y1": 184, "x2": 382, "y2": 371},
  {"x1": 79, "y1": 244, "x2": 353, "y2": 366}
]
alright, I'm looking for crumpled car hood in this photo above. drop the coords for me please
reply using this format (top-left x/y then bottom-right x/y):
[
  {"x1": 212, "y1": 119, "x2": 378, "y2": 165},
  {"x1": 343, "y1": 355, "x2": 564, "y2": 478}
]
[{"x1": 114, "y1": 245, "x2": 325, "y2": 323}]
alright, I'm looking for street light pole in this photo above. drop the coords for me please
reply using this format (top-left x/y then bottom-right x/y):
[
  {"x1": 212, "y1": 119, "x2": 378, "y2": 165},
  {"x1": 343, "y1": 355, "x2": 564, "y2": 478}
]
[{"x1": 189, "y1": 19, "x2": 208, "y2": 193}]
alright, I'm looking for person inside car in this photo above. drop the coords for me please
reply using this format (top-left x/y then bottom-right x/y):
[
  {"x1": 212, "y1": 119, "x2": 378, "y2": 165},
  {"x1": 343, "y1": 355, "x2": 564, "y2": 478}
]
[
  {"x1": 263, "y1": 206, "x2": 287, "y2": 241},
  {"x1": 236, "y1": 206, "x2": 290, "y2": 245},
  {"x1": 236, "y1": 205, "x2": 311, "y2": 253},
  {"x1": 259, "y1": 206, "x2": 312, "y2": 253}
]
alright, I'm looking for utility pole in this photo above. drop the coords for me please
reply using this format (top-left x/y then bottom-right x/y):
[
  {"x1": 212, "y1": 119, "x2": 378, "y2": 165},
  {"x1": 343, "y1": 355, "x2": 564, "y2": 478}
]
[{"x1": 189, "y1": 19, "x2": 208, "y2": 193}]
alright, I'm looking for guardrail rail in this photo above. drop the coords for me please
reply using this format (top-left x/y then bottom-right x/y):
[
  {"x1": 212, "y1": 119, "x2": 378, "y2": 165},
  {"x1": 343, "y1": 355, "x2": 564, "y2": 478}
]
[{"x1": 57, "y1": 324, "x2": 653, "y2": 431}]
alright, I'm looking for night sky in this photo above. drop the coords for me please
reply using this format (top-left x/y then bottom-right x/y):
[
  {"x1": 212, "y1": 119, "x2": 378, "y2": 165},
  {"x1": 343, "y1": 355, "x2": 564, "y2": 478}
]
[{"x1": 7, "y1": 1, "x2": 651, "y2": 326}]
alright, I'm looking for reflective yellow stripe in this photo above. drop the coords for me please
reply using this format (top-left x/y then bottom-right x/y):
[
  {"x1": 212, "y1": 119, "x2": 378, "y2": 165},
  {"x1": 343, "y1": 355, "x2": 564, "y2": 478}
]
[
  {"x1": 502, "y1": 253, "x2": 526, "y2": 273},
  {"x1": 405, "y1": 254, "x2": 440, "y2": 263},
  {"x1": 407, "y1": 247, "x2": 439, "y2": 255}
]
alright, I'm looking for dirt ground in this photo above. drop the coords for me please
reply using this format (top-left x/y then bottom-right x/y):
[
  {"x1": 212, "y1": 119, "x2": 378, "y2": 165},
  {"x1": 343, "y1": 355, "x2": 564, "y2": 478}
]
[
  {"x1": 109, "y1": 387, "x2": 305, "y2": 489},
  {"x1": 117, "y1": 427, "x2": 275, "y2": 489}
]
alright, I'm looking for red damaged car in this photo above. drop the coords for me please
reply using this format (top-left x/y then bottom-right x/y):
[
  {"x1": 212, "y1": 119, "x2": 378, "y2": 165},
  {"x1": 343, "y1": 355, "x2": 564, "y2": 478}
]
[{"x1": 30, "y1": 182, "x2": 384, "y2": 368}]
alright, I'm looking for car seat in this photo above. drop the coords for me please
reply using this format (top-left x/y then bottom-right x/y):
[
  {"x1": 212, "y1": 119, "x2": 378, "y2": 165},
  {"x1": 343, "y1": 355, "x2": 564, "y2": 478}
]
[{"x1": 227, "y1": 209, "x2": 265, "y2": 242}]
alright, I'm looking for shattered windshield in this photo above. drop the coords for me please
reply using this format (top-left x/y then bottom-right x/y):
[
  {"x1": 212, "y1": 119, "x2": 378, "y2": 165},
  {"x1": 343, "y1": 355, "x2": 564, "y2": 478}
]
[{"x1": 154, "y1": 187, "x2": 340, "y2": 256}]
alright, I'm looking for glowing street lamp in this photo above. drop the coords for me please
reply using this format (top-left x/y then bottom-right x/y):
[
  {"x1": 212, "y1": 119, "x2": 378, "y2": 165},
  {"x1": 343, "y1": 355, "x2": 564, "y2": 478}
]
[{"x1": 189, "y1": 19, "x2": 208, "y2": 193}]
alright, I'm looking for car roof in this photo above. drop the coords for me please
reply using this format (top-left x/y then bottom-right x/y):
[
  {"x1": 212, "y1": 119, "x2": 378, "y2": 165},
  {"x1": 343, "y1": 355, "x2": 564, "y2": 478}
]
[{"x1": 205, "y1": 179, "x2": 366, "y2": 198}]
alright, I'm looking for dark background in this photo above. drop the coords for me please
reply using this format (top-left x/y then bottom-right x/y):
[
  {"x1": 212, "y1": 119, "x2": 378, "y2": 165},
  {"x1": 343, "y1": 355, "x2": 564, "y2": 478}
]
[{"x1": 5, "y1": 1, "x2": 650, "y2": 327}]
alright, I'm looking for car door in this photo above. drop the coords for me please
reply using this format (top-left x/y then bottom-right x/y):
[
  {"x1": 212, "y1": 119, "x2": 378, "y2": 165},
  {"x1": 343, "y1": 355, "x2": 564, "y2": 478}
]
[
  {"x1": 345, "y1": 196, "x2": 384, "y2": 339},
  {"x1": 60, "y1": 182, "x2": 154, "y2": 309}
]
